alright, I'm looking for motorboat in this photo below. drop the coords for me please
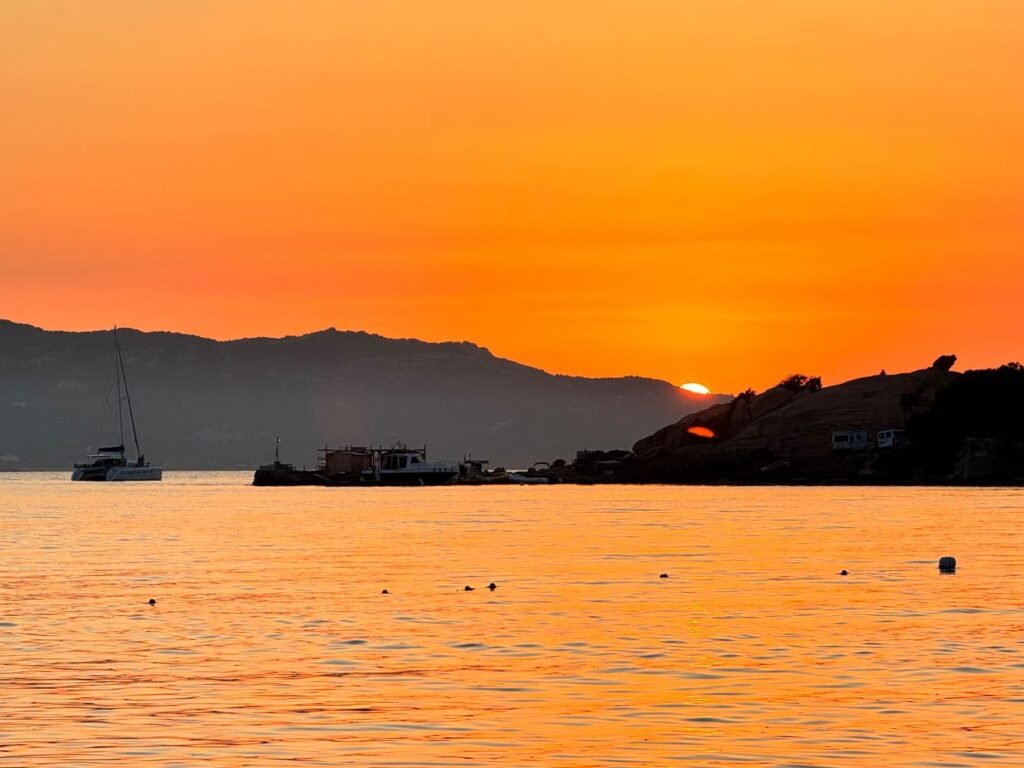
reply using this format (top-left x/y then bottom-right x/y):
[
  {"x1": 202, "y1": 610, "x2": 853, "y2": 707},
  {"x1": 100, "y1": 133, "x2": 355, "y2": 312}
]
[{"x1": 361, "y1": 446, "x2": 458, "y2": 485}]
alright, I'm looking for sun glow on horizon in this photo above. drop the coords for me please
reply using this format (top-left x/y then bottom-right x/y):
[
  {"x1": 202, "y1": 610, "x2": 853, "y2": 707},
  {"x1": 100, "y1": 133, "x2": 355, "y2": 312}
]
[
  {"x1": 2, "y1": 3, "x2": 1023, "y2": 391},
  {"x1": 681, "y1": 383, "x2": 711, "y2": 396}
]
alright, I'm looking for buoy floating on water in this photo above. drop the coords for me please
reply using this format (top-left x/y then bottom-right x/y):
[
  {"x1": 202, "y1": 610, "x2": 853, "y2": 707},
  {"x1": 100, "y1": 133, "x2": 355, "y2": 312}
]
[
  {"x1": 840, "y1": 570, "x2": 848, "y2": 576},
  {"x1": 381, "y1": 589, "x2": 389, "y2": 595},
  {"x1": 148, "y1": 598, "x2": 156, "y2": 606},
  {"x1": 659, "y1": 573, "x2": 669, "y2": 579},
  {"x1": 938, "y1": 556, "x2": 957, "y2": 573},
  {"x1": 464, "y1": 585, "x2": 475, "y2": 591},
  {"x1": 487, "y1": 583, "x2": 497, "y2": 591}
]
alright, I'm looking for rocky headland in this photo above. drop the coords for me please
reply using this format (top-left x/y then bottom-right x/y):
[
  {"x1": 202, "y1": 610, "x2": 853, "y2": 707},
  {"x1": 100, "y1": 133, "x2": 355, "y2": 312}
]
[{"x1": 627, "y1": 356, "x2": 1024, "y2": 485}]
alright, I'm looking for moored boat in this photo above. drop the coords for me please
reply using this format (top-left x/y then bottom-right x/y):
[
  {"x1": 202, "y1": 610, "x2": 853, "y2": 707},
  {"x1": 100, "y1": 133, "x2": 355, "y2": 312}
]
[
  {"x1": 362, "y1": 446, "x2": 458, "y2": 486},
  {"x1": 71, "y1": 328, "x2": 162, "y2": 482}
]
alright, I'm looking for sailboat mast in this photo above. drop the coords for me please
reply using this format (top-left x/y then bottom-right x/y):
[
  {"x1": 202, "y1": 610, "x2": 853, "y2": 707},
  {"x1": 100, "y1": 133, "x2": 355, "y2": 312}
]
[
  {"x1": 114, "y1": 327, "x2": 124, "y2": 453},
  {"x1": 115, "y1": 328, "x2": 143, "y2": 459}
]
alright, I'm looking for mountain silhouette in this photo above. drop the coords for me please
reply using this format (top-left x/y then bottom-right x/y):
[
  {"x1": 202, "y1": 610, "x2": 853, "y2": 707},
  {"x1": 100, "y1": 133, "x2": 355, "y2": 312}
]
[{"x1": 0, "y1": 320, "x2": 716, "y2": 470}]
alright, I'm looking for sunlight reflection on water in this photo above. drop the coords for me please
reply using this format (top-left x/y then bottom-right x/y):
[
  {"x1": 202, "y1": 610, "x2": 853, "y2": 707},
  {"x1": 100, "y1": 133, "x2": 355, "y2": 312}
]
[{"x1": 1, "y1": 474, "x2": 1022, "y2": 766}]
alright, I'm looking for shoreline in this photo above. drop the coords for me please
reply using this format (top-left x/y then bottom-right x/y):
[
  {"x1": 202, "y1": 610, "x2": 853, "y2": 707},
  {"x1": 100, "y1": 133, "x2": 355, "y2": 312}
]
[{"x1": 2, "y1": 468, "x2": 1021, "y2": 489}]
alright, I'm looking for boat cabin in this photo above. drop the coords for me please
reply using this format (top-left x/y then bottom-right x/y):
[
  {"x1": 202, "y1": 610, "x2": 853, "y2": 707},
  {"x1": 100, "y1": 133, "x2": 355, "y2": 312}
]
[
  {"x1": 381, "y1": 451, "x2": 424, "y2": 470},
  {"x1": 75, "y1": 451, "x2": 128, "y2": 470}
]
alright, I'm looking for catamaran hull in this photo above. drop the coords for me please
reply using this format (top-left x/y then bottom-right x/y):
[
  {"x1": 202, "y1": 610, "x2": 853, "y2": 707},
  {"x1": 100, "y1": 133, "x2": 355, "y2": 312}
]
[
  {"x1": 107, "y1": 466, "x2": 162, "y2": 481},
  {"x1": 71, "y1": 466, "x2": 111, "y2": 481},
  {"x1": 71, "y1": 466, "x2": 163, "y2": 481}
]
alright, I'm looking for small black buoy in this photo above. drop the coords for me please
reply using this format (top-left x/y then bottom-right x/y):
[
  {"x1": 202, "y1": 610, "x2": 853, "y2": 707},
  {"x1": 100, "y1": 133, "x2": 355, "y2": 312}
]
[
  {"x1": 148, "y1": 598, "x2": 156, "y2": 606},
  {"x1": 381, "y1": 589, "x2": 389, "y2": 595},
  {"x1": 659, "y1": 573, "x2": 669, "y2": 579},
  {"x1": 487, "y1": 583, "x2": 497, "y2": 591},
  {"x1": 840, "y1": 570, "x2": 848, "y2": 576},
  {"x1": 938, "y1": 556, "x2": 957, "y2": 573},
  {"x1": 464, "y1": 585, "x2": 475, "y2": 591}
]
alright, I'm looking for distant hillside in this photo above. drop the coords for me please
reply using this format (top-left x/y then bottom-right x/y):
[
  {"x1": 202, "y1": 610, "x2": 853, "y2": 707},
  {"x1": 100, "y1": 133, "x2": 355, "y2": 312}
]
[
  {"x1": 0, "y1": 320, "x2": 716, "y2": 470},
  {"x1": 630, "y1": 357, "x2": 1024, "y2": 484}
]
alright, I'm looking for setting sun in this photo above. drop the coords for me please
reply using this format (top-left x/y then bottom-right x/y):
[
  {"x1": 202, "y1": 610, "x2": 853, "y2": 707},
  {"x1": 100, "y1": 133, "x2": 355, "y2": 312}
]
[
  {"x1": 681, "y1": 383, "x2": 711, "y2": 396},
  {"x1": 2, "y1": 3, "x2": 1023, "y2": 767}
]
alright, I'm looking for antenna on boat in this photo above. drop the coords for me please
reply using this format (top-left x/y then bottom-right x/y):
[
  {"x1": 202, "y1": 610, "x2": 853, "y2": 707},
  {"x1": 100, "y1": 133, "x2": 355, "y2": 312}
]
[
  {"x1": 114, "y1": 327, "x2": 124, "y2": 454},
  {"x1": 275, "y1": 436, "x2": 281, "y2": 464},
  {"x1": 115, "y1": 327, "x2": 143, "y2": 460}
]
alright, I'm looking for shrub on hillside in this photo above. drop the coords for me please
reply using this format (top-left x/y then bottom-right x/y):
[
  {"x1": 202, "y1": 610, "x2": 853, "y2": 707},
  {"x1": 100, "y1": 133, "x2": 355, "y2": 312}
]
[{"x1": 777, "y1": 374, "x2": 822, "y2": 393}]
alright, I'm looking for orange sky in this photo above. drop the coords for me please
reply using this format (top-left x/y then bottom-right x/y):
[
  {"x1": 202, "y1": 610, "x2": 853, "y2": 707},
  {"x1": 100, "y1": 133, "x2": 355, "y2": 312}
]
[{"x1": 1, "y1": 1, "x2": 1022, "y2": 392}]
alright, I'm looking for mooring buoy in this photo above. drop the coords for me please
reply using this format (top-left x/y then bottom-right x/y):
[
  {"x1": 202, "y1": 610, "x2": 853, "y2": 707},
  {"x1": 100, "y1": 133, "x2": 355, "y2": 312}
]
[{"x1": 938, "y1": 556, "x2": 957, "y2": 573}]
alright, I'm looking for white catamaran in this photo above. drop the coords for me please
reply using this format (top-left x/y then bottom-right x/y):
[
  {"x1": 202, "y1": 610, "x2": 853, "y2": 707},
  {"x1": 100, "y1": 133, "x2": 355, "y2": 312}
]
[{"x1": 71, "y1": 328, "x2": 162, "y2": 482}]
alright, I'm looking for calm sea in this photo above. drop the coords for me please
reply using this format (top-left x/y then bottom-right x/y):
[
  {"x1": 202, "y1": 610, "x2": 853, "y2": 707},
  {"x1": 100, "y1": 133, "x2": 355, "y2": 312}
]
[{"x1": 1, "y1": 473, "x2": 1022, "y2": 766}]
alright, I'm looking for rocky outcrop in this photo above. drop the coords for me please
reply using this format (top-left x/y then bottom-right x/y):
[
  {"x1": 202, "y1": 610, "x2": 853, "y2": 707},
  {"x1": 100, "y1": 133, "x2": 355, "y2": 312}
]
[
  {"x1": 952, "y1": 438, "x2": 1024, "y2": 483},
  {"x1": 631, "y1": 364, "x2": 960, "y2": 482},
  {"x1": 954, "y1": 438, "x2": 1000, "y2": 483}
]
